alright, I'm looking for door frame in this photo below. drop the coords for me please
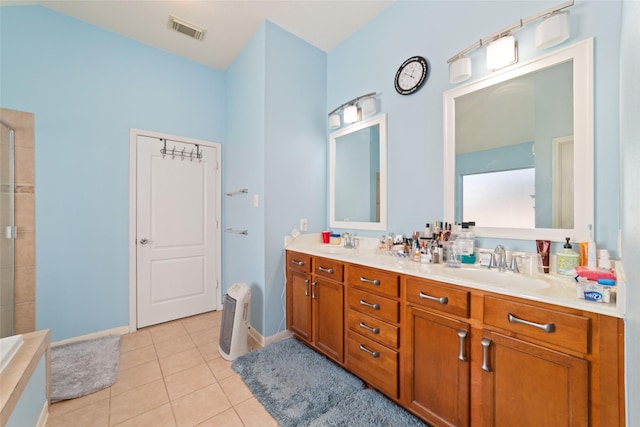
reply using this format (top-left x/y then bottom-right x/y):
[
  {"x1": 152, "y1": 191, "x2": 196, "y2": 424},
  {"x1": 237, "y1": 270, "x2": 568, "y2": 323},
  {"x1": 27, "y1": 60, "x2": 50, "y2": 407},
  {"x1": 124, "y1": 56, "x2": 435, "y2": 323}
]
[{"x1": 128, "y1": 128, "x2": 222, "y2": 332}]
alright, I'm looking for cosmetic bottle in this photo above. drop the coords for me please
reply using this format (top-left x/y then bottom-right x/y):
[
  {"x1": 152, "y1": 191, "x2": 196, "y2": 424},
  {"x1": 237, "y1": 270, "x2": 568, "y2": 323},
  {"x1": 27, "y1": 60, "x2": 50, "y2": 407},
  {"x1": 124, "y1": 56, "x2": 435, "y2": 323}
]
[
  {"x1": 424, "y1": 223, "x2": 431, "y2": 238},
  {"x1": 587, "y1": 224, "x2": 597, "y2": 268},
  {"x1": 557, "y1": 237, "x2": 580, "y2": 276}
]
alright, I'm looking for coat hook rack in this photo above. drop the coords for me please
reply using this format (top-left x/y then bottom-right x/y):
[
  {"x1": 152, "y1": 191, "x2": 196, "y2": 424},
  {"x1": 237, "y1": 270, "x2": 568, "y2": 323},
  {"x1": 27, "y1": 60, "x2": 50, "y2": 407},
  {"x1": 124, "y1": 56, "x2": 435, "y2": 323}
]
[
  {"x1": 225, "y1": 188, "x2": 249, "y2": 196},
  {"x1": 160, "y1": 139, "x2": 203, "y2": 162}
]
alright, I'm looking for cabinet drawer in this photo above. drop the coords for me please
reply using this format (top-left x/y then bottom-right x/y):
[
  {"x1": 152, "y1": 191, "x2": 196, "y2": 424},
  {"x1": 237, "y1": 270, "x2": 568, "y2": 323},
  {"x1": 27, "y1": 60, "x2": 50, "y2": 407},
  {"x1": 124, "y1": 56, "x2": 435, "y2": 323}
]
[
  {"x1": 347, "y1": 265, "x2": 399, "y2": 297},
  {"x1": 484, "y1": 296, "x2": 590, "y2": 354},
  {"x1": 348, "y1": 310, "x2": 399, "y2": 349},
  {"x1": 348, "y1": 288, "x2": 399, "y2": 324},
  {"x1": 347, "y1": 333, "x2": 398, "y2": 398},
  {"x1": 313, "y1": 257, "x2": 344, "y2": 282},
  {"x1": 286, "y1": 251, "x2": 312, "y2": 274},
  {"x1": 405, "y1": 277, "x2": 470, "y2": 318}
]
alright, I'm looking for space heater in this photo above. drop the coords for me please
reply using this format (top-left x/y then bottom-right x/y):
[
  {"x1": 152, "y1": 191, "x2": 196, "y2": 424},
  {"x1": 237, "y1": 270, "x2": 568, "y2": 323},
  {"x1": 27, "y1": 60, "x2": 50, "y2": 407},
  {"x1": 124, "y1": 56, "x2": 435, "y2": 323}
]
[{"x1": 218, "y1": 283, "x2": 251, "y2": 361}]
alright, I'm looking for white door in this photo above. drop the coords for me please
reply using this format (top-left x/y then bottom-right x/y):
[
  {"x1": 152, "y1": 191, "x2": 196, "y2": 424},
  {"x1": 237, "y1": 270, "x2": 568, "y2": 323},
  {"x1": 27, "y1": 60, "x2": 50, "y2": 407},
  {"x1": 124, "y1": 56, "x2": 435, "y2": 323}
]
[{"x1": 136, "y1": 135, "x2": 219, "y2": 328}]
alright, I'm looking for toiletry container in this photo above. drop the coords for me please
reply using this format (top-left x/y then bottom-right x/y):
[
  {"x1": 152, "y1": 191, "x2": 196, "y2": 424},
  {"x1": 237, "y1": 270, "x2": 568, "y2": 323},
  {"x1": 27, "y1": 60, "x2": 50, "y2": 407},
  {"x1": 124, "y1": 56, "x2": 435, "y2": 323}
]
[
  {"x1": 557, "y1": 237, "x2": 580, "y2": 276},
  {"x1": 457, "y1": 222, "x2": 476, "y2": 264}
]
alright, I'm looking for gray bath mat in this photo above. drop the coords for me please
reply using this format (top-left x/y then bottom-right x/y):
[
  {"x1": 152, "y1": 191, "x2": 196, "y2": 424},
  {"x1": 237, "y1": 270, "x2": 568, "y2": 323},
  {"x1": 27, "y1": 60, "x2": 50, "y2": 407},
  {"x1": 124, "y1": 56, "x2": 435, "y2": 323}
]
[{"x1": 50, "y1": 334, "x2": 120, "y2": 402}]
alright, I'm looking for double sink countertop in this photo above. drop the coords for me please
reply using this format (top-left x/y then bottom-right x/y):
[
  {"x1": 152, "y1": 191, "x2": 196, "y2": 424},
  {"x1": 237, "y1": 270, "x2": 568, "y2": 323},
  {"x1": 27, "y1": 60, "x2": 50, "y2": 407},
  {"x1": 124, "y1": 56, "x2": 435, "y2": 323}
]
[{"x1": 285, "y1": 233, "x2": 626, "y2": 319}]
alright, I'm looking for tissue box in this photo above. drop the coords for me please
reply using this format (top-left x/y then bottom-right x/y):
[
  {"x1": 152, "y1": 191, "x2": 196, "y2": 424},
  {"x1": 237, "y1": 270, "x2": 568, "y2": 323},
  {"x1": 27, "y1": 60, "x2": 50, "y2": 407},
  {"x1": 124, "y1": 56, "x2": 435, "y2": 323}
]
[{"x1": 577, "y1": 281, "x2": 614, "y2": 303}]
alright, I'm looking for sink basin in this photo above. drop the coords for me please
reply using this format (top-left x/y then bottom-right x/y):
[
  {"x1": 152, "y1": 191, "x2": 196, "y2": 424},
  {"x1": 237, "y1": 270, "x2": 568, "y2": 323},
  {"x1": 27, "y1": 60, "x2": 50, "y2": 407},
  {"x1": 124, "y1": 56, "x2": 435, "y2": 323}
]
[
  {"x1": 316, "y1": 245, "x2": 352, "y2": 255},
  {"x1": 445, "y1": 267, "x2": 551, "y2": 290}
]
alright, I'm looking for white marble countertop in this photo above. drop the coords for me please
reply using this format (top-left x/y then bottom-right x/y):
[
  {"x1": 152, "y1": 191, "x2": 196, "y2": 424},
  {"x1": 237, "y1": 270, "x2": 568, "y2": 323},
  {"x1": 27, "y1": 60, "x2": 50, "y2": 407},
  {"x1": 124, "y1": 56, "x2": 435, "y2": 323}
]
[{"x1": 285, "y1": 233, "x2": 625, "y2": 319}]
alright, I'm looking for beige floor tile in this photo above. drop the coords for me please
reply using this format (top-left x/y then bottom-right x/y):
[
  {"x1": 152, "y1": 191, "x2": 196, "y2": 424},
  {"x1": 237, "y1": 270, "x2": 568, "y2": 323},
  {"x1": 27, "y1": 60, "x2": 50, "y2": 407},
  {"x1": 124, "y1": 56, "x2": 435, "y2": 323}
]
[
  {"x1": 120, "y1": 330, "x2": 153, "y2": 353},
  {"x1": 159, "y1": 347, "x2": 205, "y2": 377},
  {"x1": 119, "y1": 344, "x2": 157, "y2": 371},
  {"x1": 182, "y1": 312, "x2": 221, "y2": 335},
  {"x1": 110, "y1": 359, "x2": 163, "y2": 396},
  {"x1": 234, "y1": 397, "x2": 278, "y2": 427},
  {"x1": 154, "y1": 334, "x2": 196, "y2": 358},
  {"x1": 164, "y1": 363, "x2": 216, "y2": 401},
  {"x1": 48, "y1": 388, "x2": 111, "y2": 417},
  {"x1": 219, "y1": 374, "x2": 253, "y2": 406},
  {"x1": 46, "y1": 397, "x2": 110, "y2": 427},
  {"x1": 206, "y1": 356, "x2": 235, "y2": 381},
  {"x1": 196, "y1": 341, "x2": 222, "y2": 361},
  {"x1": 111, "y1": 403, "x2": 176, "y2": 427},
  {"x1": 148, "y1": 321, "x2": 189, "y2": 344},
  {"x1": 195, "y1": 408, "x2": 244, "y2": 427},
  {"x1": 171, "y1": 383, "x2": 232, "y2": 427},
  {"x1": 189, "y1": 328, "x2": 219, "y2": 347},
  {"x1": 109, "y1": 379, "x2": 169, "y2": 425}
]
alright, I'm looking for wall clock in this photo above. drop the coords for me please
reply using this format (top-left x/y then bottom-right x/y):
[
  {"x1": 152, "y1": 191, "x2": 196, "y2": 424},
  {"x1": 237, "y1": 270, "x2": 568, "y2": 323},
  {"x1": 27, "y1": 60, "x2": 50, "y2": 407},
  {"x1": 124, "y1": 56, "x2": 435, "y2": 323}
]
[{"x1": 394, "y1": 56, "x2": 429, "y2": 95}]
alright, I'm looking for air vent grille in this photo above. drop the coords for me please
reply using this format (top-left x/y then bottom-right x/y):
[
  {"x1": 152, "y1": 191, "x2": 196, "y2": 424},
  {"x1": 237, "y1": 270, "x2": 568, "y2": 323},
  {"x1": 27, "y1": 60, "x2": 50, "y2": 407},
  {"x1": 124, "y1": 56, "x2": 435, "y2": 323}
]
[{"x1": 168, "y1": 16, "x2": 206, "y2": 41}]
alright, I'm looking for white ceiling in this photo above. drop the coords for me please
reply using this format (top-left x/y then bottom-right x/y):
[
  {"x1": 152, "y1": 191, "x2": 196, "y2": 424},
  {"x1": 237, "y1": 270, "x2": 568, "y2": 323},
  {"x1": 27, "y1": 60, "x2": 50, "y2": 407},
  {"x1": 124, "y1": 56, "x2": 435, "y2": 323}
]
[{"x1": 5, "y1": 0, "x2": 394, "y2": 70}]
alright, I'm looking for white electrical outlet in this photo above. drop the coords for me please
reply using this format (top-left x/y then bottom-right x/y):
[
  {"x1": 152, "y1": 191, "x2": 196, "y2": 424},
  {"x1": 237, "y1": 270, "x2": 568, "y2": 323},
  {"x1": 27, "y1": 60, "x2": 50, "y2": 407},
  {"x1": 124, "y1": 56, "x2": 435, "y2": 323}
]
[{"x1": 300, "y1": 218, "x2": 308, "y2": 232}]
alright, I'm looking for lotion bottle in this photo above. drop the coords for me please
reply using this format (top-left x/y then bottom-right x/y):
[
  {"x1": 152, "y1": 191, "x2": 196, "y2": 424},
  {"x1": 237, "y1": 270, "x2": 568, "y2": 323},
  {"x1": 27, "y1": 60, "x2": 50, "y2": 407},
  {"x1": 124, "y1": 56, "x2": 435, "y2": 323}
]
[{"x1": 587, "y1": 224, "x2": 597, "y2": 268}]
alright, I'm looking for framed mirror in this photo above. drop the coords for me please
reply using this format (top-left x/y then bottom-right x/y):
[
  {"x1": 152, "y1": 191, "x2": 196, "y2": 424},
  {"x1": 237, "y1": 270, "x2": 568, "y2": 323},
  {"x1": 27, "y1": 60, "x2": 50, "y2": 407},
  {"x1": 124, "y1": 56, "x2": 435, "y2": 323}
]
[
  {"x1": 329, "y1": 114, "x2": 387, "y2": 231},
  {"x1": 444, "y1": 39, "x2": 593, "y2": 242}
]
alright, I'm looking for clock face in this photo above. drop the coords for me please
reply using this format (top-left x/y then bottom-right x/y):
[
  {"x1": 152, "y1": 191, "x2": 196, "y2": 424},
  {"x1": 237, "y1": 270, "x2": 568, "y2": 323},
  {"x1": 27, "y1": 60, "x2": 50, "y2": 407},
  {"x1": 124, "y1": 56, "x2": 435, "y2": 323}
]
[{"x1": 395, "y1": 56, "x2": 429, "y2": 95}]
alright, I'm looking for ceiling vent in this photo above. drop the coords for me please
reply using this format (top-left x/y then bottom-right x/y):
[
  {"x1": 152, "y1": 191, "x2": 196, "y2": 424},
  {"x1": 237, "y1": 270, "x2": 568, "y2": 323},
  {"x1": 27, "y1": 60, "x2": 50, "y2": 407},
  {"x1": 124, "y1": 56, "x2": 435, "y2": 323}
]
[{"x1": 168, "y1": 16, "x2": 206, "y2": 41}]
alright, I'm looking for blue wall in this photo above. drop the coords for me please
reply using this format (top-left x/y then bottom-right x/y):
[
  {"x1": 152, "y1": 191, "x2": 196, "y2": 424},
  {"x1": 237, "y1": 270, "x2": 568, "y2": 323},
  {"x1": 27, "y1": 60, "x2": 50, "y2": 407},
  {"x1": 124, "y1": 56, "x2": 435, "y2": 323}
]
[{"x1": 0, "y1": 6, "x2": 225, "y2": 341}]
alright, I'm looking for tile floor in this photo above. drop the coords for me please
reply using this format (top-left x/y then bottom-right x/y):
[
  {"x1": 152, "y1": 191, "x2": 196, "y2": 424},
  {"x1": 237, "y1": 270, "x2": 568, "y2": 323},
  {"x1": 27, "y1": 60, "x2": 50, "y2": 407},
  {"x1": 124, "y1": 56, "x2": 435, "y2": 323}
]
[{"x1": 46, "y1": 311, "x2": 278, "y2": 427}]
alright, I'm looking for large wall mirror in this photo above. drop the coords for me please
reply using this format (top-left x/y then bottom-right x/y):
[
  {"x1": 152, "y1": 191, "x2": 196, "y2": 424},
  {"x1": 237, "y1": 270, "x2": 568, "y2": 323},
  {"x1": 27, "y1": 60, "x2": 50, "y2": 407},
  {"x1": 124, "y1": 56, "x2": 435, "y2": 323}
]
[
  {"x1": 444, "y1": 38, "x2": 593, "y2": 242},
  {"x1": 330, "y1": 113, "x2": 387, "y2": 231}
]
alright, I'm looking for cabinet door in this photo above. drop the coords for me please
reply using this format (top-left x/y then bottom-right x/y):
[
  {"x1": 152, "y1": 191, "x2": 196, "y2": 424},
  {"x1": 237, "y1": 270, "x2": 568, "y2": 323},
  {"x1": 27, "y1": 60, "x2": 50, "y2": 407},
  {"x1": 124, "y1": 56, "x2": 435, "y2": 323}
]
[
  {"x1": 313, "y1": 278, "x2": 344, "y2": 363},
  {"x1": 481, "y1": 330, "x2": 588, "y2": 427},
  {"x1": 406, "y1": 306, "x2": 470, "y2": 427},
  {"x1": 287, "y1": 270, "x2": 312, "y2": 342}
]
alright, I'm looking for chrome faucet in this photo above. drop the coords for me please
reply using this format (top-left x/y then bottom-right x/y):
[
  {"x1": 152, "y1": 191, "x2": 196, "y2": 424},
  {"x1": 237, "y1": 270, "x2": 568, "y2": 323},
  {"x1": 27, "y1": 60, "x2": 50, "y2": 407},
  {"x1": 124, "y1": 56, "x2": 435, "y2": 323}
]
[
  {"x1": 490, "y1": 245, "x2": 507, "y2": 272},
  {"x1": 342, "y1": 232, "x2": 358, "y2": 249}
]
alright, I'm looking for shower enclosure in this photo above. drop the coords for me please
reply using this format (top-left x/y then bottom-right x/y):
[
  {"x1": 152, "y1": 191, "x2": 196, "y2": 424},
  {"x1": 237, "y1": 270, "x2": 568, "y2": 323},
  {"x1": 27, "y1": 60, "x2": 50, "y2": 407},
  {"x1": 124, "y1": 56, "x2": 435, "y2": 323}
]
[{"x1": 0, "y1": 121, "x2": 15, "y2": 338}]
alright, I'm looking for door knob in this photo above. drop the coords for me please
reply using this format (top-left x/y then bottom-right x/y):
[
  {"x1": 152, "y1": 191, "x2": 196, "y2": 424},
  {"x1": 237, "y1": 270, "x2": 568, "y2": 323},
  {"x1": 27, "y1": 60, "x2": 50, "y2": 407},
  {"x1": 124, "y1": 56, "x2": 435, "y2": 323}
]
[{"x1": 139, "y1": 238, "x2": 149, "y2": 245}]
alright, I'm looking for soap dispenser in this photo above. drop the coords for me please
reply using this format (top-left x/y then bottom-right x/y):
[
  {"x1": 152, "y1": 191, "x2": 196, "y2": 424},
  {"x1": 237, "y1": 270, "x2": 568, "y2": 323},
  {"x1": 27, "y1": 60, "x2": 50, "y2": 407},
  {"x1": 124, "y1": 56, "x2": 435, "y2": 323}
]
[{"x1": 557, "y1": 237, "x2": 580, "y2": 276}]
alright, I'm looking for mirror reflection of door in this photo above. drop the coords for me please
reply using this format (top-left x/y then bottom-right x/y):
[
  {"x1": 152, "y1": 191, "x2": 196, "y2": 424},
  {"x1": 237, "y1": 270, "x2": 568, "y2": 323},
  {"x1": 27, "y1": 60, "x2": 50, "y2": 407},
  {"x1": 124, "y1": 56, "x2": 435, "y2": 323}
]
[{"x1": 552, "y1": 136, "x2": 574, "y2": 229}]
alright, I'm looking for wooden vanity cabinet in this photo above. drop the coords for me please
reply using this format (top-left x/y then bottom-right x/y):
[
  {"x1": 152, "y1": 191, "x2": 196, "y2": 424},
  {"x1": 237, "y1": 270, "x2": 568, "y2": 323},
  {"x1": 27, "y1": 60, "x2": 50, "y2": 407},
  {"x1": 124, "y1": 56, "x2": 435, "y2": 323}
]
[
  {"x1": 285, "y1": 251, "x2": 345, "y2": 364},
  {"x1": 404, "y1": 276, "x2": 471, "y2": 427}
]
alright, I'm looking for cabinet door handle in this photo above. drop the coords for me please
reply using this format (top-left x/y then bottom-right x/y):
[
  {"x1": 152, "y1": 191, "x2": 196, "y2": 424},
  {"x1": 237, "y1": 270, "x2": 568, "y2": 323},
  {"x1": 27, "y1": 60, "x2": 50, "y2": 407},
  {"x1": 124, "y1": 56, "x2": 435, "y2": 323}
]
[
  {"x1": 508, "y1": 312, "x2": 555, "y2": 333},
  {"x1": 359, "y1": 299, "x2": 380, "y2": 310},
  {"x1": 360, "y1": 276, "x2": 381, "y2": 286},
  {"x1": 291, "y1": 260, "x2": 305, "y2": 266},
  {"x1": 318, "y1": 266, "x2": 334, "y2": 274},
  {"x1": 304, "y1": 279, "x2": 309, "y2": 297},
  {"x1": 359, "y1": 322, "x2": 380, "y2": 334},
  {"x1": 359, "y1": 344, "x2": 380, "y2": 358},
  {"x1": 419, "y1": 291, "x2": 449, "y2": 305},
  {"x1": 457, "y1": 330, "x2": 468, "y2": 362},
  {"x1": 481, "y1": 337, "x2": 492, "y2": 372},
  {"x1": 311, "y1": 281, "x2": 317, "y2": 300}
]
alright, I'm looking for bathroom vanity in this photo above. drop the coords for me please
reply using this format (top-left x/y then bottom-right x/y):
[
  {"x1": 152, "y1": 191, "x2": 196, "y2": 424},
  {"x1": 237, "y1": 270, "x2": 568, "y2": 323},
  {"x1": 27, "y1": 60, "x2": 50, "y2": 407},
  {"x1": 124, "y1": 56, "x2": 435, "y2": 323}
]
[{"x1": 285, "y1": 235, "x2": 625, "y2": 427}]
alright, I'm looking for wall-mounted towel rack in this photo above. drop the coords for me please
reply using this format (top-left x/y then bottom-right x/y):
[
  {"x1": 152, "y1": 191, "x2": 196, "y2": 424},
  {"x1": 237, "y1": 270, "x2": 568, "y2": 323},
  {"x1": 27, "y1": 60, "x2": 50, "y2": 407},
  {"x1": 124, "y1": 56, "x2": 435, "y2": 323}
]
[
  {"x1": 225, "y1": 228, "x2": 248, "y2": 235},
  {"x1": 225, "y1": 189, "x2": 248, "y2": 196}
]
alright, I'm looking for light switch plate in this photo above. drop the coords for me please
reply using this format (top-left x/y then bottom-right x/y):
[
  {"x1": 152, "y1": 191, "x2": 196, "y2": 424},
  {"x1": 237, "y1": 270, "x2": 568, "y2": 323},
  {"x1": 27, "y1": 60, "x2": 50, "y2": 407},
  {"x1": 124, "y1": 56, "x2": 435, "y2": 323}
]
[{"x1": 300, "y1": 218, "x2": 308, "y2": 231}]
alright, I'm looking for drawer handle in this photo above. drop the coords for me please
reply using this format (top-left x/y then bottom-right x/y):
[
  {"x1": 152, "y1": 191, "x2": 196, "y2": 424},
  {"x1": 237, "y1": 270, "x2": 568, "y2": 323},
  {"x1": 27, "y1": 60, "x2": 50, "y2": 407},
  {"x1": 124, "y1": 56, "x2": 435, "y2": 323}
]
[
  {"x1": 481, "y1": 337, "x2": 492, "y2": 372},
  {"x1": 304, "y1": 279, "x2": 309, "y2": 297},
  {"x1": 359, "y1": 344, "x2": 380, "y2": 358},
  {"x1": 359, "y1": 299, "x2": 380, "y2": 310},
  {"x1": 360, "y1": 277, "x2": 381, "y2": 286},
  {"x1": 457, "y1": 330, "x2": 468, "y2": 362},
  {"x1": 291, "y1": 260, "x2": 305, "y2": 266},
  {"x1": 508, "y1": 313, "x2": 556, "y2": 333},
  {"x1": 359, "y1": 322, "x2": 380, "y2": 334},
  {"x1": 311, "y1": 281, "x2": 317, "y2": 300},
  {"x1": 318, "y1": 266, "x2": 334, "y2": 274},
  {"x1": 419, "y1": 291, "x2": 449, "y2": 305}
]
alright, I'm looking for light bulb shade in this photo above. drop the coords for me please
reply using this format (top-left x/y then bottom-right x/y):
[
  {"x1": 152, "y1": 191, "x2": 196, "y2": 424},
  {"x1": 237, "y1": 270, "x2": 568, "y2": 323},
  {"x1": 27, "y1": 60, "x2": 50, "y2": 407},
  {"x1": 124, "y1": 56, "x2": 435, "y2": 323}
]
[
  {"x1": 361, "y1": 97, "x2": 377, "y2": 116},
  {"x1": 343, "y1": 104, "x2": 360, "y2": 124},
  {"x1": 536, "y1": 11, "x2": 570, "y2": 50},
  {"x1": 486, "y1": 35, "x2": 518, "y2": 71},
  {"x1": 328, "y1": 113, "x2": 341, "y2": 129},
  {"x1": 449, "y1": 56, "x2": 472, "y2": 84}
]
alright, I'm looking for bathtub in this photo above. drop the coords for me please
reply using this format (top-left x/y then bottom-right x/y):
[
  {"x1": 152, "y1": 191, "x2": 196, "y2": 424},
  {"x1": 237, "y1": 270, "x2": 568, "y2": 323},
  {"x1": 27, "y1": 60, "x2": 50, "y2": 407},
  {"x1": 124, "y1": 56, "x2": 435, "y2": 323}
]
[{"x1": 0, "y1": 335, "x2": 24, "y2": 373}]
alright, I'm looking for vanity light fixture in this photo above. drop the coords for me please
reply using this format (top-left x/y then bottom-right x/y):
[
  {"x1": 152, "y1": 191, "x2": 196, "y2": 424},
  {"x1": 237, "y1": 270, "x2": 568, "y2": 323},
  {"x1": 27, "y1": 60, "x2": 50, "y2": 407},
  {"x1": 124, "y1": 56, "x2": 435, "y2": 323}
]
[
  {"x1": 327, "y1": 92, "x2": 377, "y2": 129},
  {"x1": 486, "y1": 35, "x2": 518, "y2": 71},
  {"x1": 536, "y1": 11, "x2": 570, "y2": 50},
  {"x1": 446, "y1": 0, "x2": 573, "y2": 82}
]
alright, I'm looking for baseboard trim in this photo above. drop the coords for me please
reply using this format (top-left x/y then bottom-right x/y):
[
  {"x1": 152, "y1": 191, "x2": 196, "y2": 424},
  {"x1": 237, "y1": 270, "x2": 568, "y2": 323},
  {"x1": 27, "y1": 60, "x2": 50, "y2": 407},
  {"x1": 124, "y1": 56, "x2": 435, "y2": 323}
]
[
  {"x1": 51, "y1": 326, "x2": 130, "y2": 348},
  {"x1": 248, "y1": 327, "x2": 292, "y2": 348},
  {"x1": 36, "y1": 400, "x2": 48, "y2": 427}
]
